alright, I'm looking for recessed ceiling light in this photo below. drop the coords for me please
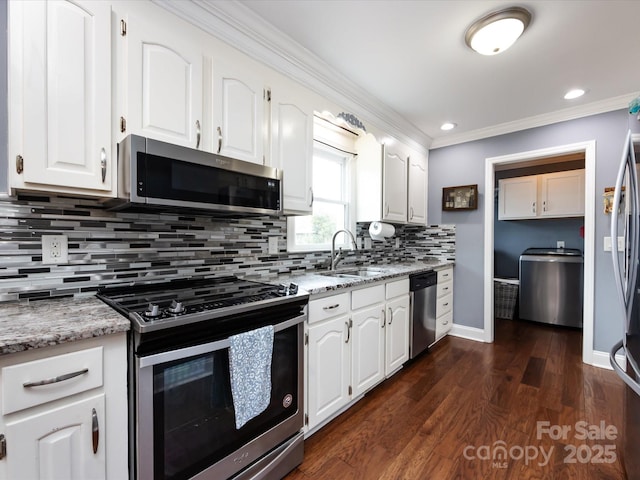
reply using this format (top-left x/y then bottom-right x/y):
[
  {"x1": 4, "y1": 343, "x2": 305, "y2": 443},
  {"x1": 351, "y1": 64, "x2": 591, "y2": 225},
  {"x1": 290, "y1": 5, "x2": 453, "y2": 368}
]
[
  {"x1": 441, "y1": 122, "x2": 457, "y2": 131},
  {"x1": 465, "y1": 7, "x2": 532, "y2": 56},
  {"x1": 564, "y1": 89, "x2": 586, "y2": 100}
]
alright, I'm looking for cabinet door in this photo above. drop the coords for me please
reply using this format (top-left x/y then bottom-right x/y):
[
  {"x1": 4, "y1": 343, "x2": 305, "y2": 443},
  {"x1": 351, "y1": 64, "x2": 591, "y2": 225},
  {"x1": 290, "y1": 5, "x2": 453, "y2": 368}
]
[
  {"x1": 4, "y1": 394, "x2": 105, "y2": 480},
  {"x1": 539, "y1": 170, "x2": 585, "y2": 217},
  {"x1": 124, "y1": 12, "x2": 203, "y2": 149},
  {"x1": 351, "y1": 305, "x2": 385, "y2": 397},
  {"x1": 271, "y1": 88, "x2": 314, "y2": 214},
  {"x1": 382, "y1": 146, "x2": 408, "y2": 223},
  {"x1": 307, "y1": 316, "x2": 351, "y2": 430},
  {"x1": 211, "y1": 60, "x2": 265, "y2": 165},
  {"x1": 10, "y1": 0, "x2": 113, "y2": 194},
  {"x1": 408, "y1": 152, "x2": 427, "y2": 225},
  {"x1": 385, "y1": 295, "x2": 410, "y2": 376},
  {"x1": 498, "y1": 176, "x2": 538, "y2": 219}
]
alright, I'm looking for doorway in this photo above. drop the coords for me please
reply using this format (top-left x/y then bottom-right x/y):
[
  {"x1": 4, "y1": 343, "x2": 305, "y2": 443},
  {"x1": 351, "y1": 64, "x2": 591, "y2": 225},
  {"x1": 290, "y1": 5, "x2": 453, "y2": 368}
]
[{"x1": 483, "y1": 141, "x2": 596, "y2": 365}]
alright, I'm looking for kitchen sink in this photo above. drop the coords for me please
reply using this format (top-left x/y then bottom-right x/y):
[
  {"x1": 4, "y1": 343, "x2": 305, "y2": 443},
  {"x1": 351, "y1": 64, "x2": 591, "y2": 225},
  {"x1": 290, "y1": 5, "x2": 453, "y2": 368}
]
[{"x1": 318, "y1": 267, "x2": 385, "y2": 279}]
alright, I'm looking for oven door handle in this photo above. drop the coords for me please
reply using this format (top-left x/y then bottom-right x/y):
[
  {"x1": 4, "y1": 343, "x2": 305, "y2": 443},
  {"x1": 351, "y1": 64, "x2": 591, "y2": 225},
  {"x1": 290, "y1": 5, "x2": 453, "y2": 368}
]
[{"x1": 138, "y1": 313, "x2": 306, "y2": 368}]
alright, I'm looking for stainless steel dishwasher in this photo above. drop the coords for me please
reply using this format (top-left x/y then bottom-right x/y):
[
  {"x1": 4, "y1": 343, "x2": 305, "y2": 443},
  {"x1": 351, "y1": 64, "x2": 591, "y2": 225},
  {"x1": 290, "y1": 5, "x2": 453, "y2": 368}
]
[
  {"x1": 519, "y1": 248, "x2": 583, "y2": 328},
  {"x1": 410, "y1": 271, "x2": 438, "y2": 358}
]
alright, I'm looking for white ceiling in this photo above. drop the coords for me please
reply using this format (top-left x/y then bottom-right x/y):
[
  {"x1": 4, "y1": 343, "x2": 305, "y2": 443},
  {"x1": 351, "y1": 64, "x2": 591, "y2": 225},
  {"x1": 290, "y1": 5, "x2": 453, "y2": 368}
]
[{"x1": 230, "y1": 0, "x2": 640, "y2": 148}]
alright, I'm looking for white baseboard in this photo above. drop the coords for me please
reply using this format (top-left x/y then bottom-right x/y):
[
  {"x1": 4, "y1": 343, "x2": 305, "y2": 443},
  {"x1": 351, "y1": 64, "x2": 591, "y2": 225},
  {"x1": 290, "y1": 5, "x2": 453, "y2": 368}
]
[
  {"x1": 592, "y1": 349, "x2": 625, "y2": 370},
  {"x1": 449, "y1": 324, "x2": 487, "y2": 343}
]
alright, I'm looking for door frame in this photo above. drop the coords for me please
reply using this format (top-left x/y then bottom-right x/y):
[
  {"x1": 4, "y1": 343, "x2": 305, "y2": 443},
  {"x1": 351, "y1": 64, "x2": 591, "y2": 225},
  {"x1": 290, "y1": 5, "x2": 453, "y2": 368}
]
[{"x1": 483, "y1": 140, "x2": 596, "y2": 365}]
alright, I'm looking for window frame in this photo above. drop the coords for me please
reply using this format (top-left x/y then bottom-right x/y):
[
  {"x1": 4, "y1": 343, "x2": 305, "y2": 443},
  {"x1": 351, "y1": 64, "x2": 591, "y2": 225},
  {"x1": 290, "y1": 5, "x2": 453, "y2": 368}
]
[{"x1": 286, "y1": 141, "x2": 356, "y2": 253}]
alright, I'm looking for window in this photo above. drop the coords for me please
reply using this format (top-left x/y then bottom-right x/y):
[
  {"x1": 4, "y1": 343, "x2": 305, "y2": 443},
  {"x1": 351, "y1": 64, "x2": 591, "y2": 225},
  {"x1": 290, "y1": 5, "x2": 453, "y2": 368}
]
[{"x1": 287, "y1": 143, "x2": 355, "y2": 252}]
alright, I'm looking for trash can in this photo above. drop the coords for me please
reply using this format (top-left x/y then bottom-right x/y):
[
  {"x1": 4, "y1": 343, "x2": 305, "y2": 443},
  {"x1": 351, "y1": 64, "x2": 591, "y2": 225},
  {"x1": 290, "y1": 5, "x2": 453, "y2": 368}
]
[{"x1": 494, "y1": 278, "x2": 519, "y2": 319}]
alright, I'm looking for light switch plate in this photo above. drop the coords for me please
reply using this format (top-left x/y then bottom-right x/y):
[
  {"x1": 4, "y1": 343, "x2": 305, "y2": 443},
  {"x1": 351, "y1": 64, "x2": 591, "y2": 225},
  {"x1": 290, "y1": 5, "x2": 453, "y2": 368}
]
[
  {"x1": 557, "y1": 240, "x2": 565, "y2": 248},
  {"x1": 268, "y1": 236, "x2": 279, "y2": 255}
]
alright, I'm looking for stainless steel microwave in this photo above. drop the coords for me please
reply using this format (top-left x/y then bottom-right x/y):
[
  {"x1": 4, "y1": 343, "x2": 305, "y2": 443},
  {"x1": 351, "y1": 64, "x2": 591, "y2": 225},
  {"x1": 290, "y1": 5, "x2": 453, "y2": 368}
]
[{"x1": 104, "y1": 135, "x2": 282, "y2": 216}]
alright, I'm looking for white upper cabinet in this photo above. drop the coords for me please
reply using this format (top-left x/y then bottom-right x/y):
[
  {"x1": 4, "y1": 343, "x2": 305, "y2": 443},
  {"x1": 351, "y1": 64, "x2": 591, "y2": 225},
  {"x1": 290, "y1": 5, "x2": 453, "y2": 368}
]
[
  {"x1": 8, "y1": 0, "x2": 114, "y2": 196},
  {"x1": 382, "y1": 145, "x2": 409, "y2": 223},
  {"x1": 539, "y1": 170, "x2": 585, "y2": 217},
  {"x1": 498, "y1": 169, "x2": 585, "y2": 220},
  {"x1": 498, "y1": 175, "x2": 538, "y2": 219},
  {"x1": 356, "y1": 135, "x2": 424, "y2": 225},
  {"x1": 206, "y1": 59, "x2": 265, "y2": 164},
  {"x1": 120, "y1": 9, "x2": 203, "y2": 149},
  {"x1": 270, "y1": 83, "x2": 314, "y2": 214},
  {"x1": 407, "y1": 151, "x2": 428, "y2": 225}
]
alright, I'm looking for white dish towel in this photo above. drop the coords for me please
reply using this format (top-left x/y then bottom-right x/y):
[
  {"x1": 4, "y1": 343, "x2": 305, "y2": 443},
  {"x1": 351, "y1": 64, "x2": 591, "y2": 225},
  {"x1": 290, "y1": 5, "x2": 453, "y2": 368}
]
[{"x1": 228, "y1": 325, "x2": 274, "y2": 429}]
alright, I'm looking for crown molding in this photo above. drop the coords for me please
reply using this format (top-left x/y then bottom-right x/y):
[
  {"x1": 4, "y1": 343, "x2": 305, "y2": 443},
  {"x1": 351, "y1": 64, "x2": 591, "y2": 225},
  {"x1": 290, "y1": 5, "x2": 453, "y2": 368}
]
[
  {"x1": 153, "y1": 0, "x2": 431, "y2": 153},
  {"x1": 430, "y1": 93, "x2": 638, "y2": 149}
]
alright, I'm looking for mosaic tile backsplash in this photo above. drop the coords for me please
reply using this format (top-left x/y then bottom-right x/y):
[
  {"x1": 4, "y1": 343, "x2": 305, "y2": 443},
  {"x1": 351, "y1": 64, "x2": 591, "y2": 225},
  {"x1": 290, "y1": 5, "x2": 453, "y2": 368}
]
[{"x1": 0, "y1": 194, "x2": 455, "y2": 302}]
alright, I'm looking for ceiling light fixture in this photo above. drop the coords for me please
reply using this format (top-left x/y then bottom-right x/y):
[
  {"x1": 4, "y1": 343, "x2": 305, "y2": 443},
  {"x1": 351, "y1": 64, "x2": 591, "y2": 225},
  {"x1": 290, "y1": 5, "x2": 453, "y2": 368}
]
[
  {"x1": 441, "y1": 122, "x2": 457, "y2": 131},
  {"x1": 465, "y1": 7, "x2": 532, "y2": 56},
  {"x1": 564, "y1": 88, "x2": 586, "y2": 100}
]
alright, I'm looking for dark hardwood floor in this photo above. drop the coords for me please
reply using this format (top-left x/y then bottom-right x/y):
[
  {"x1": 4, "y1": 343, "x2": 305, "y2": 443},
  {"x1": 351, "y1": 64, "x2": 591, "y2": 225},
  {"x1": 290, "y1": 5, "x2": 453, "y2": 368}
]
[{"x1": 285, "y1": 318, "x2": 627, "y2": 479}]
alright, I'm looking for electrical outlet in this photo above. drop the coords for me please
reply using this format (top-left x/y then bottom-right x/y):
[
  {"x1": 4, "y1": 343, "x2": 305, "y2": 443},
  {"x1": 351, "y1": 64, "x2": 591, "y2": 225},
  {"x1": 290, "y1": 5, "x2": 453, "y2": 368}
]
[
  {"x1": 557, "y1": 240, "x2": 565, "y2": 248},
  {"x1": 604, "y1": 236, "x2": 626, "y2": 252},
  {"x1": 42, "y1": 235, "x2": 68, "y2": 264}
]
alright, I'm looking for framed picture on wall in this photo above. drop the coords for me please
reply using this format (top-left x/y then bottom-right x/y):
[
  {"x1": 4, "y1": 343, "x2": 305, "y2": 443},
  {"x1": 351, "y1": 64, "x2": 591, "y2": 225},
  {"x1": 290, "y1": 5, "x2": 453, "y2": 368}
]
[{"x1": 442, "y1": 184, "x2": 478, "y2": 211}]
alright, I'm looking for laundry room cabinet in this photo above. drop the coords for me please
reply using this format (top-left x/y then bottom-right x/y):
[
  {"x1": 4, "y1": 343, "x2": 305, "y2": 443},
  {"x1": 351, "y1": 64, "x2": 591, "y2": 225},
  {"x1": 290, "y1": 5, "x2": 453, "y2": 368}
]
[{"x1": 498, "y1": 169, "x2": 585, "y2": 220}]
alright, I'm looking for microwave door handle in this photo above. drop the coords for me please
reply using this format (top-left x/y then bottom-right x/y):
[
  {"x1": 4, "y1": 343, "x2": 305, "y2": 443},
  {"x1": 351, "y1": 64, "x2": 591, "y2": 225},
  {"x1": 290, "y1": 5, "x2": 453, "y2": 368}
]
[{"x1": 610, "y1": 340, "x2": 640, "y2": 396}]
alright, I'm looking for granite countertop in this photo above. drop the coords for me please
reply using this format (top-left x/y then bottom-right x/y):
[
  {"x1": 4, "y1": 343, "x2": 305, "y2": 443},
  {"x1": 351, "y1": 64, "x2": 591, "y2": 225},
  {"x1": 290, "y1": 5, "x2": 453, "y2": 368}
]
[
  {"x1": 275, "y1": 259, "x2": 453, "y2": 296},
  {"x1": 0, "y1": 296, "x2": 130, "y2": 355}
]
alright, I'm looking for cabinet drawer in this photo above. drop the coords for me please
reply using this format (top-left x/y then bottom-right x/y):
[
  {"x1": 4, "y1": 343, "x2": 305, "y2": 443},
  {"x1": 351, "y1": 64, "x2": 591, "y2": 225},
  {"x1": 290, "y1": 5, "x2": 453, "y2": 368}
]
[
  {"x1": 352, "y1": 284, "x2": 384, "y2": 310},
  {"x1": 309, "y1": 293, "x2": 350, "y2": 324},
  {"x1": 437, "y1": 267, "x2": 453, "y2": 284},
  {"x1": 385, "y1": 278, "x2": 409, "y2": 300},
  {"x1": 437, "y1": 280, "x2": 452, "y2": 298},
  {"x1": 2, "y1": 346, "x2": 104, "y2": 415},
  {"x1": 436, "y1": 311, "x2": 453, "y2": 338},
  {"x1": 436, "y1": 293, "x2": 453, "y2": 317}
]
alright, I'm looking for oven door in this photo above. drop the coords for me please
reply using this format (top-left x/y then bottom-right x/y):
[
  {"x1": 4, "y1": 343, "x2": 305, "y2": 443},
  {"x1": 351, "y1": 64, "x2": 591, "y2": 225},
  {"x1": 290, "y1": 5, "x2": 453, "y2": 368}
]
[{"x1": 135, "y1": 314, "x2": 304, "y2": 480}]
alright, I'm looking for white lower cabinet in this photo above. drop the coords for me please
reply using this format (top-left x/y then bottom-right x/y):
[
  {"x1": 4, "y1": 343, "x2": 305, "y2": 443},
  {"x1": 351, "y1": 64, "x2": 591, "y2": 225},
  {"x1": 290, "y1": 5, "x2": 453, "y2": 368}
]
[
  {"x1": 307, "y1": 310, "x2": 351, "y2": 430},
  {"x1": 435, "y1": 267, "x2": 454, "y2": 342},
  {"x1": 0, "y1": 333, "x2": 127, "y2": 480},
  {"x1": 306, "y1": 278, "x2": 409, "y2": 434},
  {"x1": 5, "y1": 394, "x2": 105, "y2": 480},
  {"x1": 385, "y1": 281, "x2": 410, "y2": 376}
]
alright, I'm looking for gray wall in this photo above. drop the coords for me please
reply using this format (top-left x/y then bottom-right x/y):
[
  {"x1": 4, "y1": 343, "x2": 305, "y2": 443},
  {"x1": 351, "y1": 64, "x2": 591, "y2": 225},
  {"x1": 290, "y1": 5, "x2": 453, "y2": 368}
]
[
  {"x1": 429, "y1": 108, "x2": 639, "y2": 352},
  {"x1": 1, "y1": 0, "x2": 7, "y2": 194},
  {"x1": 494, "y1": 160, "x2": 585, "y2": 278}
]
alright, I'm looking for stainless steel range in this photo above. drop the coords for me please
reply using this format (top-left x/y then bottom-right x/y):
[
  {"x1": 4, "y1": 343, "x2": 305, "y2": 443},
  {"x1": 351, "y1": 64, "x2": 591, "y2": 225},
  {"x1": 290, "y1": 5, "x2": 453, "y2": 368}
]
[{"x1": 97, "y1": 276, "x2": 308, "y2": 480}]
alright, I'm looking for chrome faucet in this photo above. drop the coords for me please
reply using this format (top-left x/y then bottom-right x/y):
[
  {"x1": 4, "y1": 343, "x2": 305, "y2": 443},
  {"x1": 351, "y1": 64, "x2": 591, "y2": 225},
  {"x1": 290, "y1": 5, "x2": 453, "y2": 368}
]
[{"x1": 330, "y1": 229, "x2": 358, "y2": 270}]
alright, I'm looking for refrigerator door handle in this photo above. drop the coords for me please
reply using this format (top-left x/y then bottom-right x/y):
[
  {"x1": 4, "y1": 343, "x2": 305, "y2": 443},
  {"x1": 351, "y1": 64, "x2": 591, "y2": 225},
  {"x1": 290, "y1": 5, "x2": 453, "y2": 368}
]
[
  {"x1": 611, "y1": 130, "x2": 634, "y2": 312},
  {"x1": 610, "y1": 340, "x2": 640, "y2": 396}
]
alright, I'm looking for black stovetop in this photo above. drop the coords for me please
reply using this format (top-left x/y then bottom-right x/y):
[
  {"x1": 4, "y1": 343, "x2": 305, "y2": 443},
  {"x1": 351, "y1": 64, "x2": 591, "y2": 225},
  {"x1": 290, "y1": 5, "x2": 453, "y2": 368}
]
[{"x1": 97, "y1": 276, "x2": 305, "y2": 334}]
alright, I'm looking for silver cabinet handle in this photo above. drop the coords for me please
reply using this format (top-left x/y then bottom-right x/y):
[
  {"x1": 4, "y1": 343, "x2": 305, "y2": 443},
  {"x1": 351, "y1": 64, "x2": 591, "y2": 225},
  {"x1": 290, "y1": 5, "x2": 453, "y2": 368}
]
[
  {"x1": 388, "y1": 307, "x2": 393, "y2": 325},
  {"x1": 196, "y1": 120, "x2": 201, "y2": 149},
  {"x1": 323, "y1": 303, "x2": 340, "y2": 310},
  {"x1": 381, "y1": 309, "x2": 385, "y2": 328},
  {"x1": 532, "y1": 201, "x2": 536, "y2": 214},
  {"x1": 217, "y1": 126, "x2": 222, "y2": 153},
  {"x1": 23, "y1": 368, "x2": 89, "y2": 388},
  {"x1": 100, "y1": 148, "x2": 107, "y2": 183},
  {"x1": 309, "y1": 188, "x2": 314, "y2": 208},
  {"x1": 92, "y1": 408, "x2": 99, "y2": 454},
  {"x1": 345, "y1": 319, "x2": 352, "y2": 343},
  {"x1": 410, "y1": 206, "x2": 414, "y2": 220},
  {"x1": 443, "y1": 302, "x2": 449, "y2": 307},
  {"x1": 543, "y1": 200, "x2": 547, "y2": 212},
  {"x1": 385, "y1": 204, "x2": 390, "y2": 217}
]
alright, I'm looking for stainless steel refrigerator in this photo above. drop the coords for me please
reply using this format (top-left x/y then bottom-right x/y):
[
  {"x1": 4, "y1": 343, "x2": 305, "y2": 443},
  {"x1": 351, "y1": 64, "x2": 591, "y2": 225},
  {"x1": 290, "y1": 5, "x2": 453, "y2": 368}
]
[{"x1": 610, "y1": 128, "x2": 640, "y2": 480}]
